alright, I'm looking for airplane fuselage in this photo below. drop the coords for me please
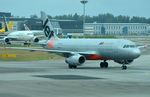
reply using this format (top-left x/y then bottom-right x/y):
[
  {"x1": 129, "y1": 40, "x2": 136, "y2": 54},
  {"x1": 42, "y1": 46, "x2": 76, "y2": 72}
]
[
  {"x1": 45, "y1": 38, "x2": 141, "y2": 60},
  {"x1": 7, "y1": 31, "x2": 43, "y2": 41}
]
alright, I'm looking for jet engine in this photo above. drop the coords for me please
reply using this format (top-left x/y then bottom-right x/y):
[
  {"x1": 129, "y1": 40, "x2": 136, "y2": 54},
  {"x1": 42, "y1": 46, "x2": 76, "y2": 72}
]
[
  {"x1": 2, "y1": 37, "x2": 10, "y2": 44},
  {"x1": 4, "y1": 37, "x2": 9, "y2": 43},
  {"x1": 65, "y1": 54, "x2": 86, "y2": 66},
  {"x1": 114, "y1": 60, "x2": 134, "y2": 64},
  {"x1": 32, "y1": 37, "x2": 39, "y2": 42}
]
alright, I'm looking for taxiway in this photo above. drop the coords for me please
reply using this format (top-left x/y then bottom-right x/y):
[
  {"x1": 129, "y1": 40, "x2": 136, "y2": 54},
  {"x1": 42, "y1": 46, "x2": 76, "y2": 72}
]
[{"x1": 0, "y1": 53, "x2": 150, "y2": 97}]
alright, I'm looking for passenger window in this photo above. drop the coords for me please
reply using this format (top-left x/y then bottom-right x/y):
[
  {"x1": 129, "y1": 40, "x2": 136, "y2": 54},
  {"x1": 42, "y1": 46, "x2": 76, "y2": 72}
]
[
  {"x1": 123, "y1": 45, "x2": 136, "y2": 48},
  {"x1": 123, "y1": 45, "x2": 126, "y2": 48}
]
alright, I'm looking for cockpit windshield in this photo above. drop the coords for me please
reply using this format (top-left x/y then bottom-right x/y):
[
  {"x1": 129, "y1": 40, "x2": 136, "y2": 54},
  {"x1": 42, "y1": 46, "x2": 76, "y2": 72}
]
[{"x1": 123, "y1": 45, "x2": 136, "y2": 48}]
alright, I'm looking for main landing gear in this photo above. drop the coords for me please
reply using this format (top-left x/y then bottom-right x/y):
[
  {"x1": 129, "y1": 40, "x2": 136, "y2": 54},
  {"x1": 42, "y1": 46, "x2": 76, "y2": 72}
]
[
  {"x1": 100, "y1": 60, "x2": 108, "y2": 68},
  {"x1": 121, "y1": 64, "x2": 127, "y2": 70},
  {"x1": 67, "y1": 61, "x2": 128, "y2": 70},
  {"x1": 68, "y1": 64, "x2": 77, "y2": 69},
  {"x1": 24, "y1": 42, "x2": 31, "y2": 46}
]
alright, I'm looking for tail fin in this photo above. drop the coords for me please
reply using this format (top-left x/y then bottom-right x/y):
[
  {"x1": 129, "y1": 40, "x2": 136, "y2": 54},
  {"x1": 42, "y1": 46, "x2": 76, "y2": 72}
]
[
  {"x1": 24, "y1": 24, "x2": 30, "y2": 31},
  {"x1": 40, "y1": 11, "x2": 58, "y2": 40},
  {"x1": 3, "y1": 16, "x2": 9, "y2": 32}
]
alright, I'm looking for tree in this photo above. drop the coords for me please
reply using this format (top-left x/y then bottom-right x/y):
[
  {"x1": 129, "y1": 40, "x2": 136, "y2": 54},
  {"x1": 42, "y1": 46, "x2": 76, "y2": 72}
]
[
  {"x1": 73, "y1": 13, "x2": 79, "y2": 20},
  {"x1": 116, "y1": 15, "x2": 130, "y2": 23},
  {"x1": 47, "y1": 13, "x2": 149, "y2": 23},
  {"x1": 48, "y1": 15, "x2": 52, "y2": 19},
  {"x1": 30, "y1": 14, "x2": 38, "y2": 19}
]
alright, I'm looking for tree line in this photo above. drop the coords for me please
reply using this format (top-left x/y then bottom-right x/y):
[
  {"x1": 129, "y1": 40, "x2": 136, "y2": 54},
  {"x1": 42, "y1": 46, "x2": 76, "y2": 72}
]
[
  {"x1": 47, "y1": 13, "x2": 150, "y2": 23},
  {"x1": 30, "y1": 13, "x2": 150, "y2": 23}
]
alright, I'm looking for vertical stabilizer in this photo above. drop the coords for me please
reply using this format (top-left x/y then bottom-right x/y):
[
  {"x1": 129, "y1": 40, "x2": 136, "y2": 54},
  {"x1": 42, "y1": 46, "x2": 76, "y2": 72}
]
[
  {"x1": 3, "y1": 16, "x2": 9, "y2": 32},
  {"x1": 24, "y1": 24, "x2": 30, "y2": 31},
  {"x1": 40, "y1": 11, "x2": 58, "y2": 40}
]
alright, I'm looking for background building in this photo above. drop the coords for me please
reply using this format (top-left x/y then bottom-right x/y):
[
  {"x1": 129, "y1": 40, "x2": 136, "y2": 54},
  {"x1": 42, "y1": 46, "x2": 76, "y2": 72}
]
[
  {"x1": 0, "y1": 12, "x2": 11, "y2": 17},
  {"x1": 51, "y1": 20, "x2": 62, "y2": 35},
  {"x1": 85, "y1": 23, "x2": 150, "y2": 35},
  {"x1": 58, "y1": 20, "x2": 83, "y2": 36}
]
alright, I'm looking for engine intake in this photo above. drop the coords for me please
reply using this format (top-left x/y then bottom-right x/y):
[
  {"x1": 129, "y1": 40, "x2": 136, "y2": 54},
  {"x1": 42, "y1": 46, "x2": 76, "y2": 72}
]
[
  {"x1": 5, "y1": 38, "x2": 9, "y2": 43},
  {"x1": 33, "y1": 37, "x2": 39, "y2": 42},
  {"x1": 65, "y1": 54, "x2": 86, "y2": 66},
  {"x1": 2, "y1": 37, "x2": 10, "y2": 44}
]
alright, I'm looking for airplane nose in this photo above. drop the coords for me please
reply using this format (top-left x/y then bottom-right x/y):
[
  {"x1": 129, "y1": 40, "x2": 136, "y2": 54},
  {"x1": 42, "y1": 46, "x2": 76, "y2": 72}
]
[{"x1": 132, "y1": 49, "x2": 141, "y2": 58}]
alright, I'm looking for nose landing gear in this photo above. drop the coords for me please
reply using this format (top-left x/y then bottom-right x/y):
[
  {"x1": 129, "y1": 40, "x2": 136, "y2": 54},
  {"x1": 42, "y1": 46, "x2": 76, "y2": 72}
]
[
  {"x1": 121, "y1": 64, "x2": 127, "y2": 70},
  {"x1": 68, "y1": 64, "x2": 77, "y2": 69},
  {"x1": 100, "y1": 60, "x2": 108, "y2": 68}
]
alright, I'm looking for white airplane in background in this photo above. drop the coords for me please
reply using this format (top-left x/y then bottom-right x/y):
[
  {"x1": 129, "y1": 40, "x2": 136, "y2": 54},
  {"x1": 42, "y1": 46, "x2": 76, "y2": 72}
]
[
  {"x1": 0, "y1": 16, "x2": 44, "y2": 45},
  {"x1": 8, "y1": 12, "x2": 142, "y2": 70}
]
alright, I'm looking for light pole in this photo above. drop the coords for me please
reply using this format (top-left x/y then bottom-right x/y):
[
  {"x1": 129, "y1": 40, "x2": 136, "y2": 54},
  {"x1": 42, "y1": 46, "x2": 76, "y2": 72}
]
[{"x1": 80, "y1": 0, "x2": 88, "y2": 34}]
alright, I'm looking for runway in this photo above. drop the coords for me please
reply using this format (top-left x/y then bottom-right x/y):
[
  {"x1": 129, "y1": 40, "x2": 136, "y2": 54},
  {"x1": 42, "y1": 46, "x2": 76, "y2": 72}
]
[{"x1": 0, "y1": 55, "x2": 150, "y2": 97}]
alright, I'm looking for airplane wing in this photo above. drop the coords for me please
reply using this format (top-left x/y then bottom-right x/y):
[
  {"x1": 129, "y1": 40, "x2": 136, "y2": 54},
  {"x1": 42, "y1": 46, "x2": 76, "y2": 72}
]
[
  {"x1": 137, "y1": 44, "x2": 148, "y2": 49},
  {"x1": 6, "y1": 47, "x2": 97, "y2": 57}
]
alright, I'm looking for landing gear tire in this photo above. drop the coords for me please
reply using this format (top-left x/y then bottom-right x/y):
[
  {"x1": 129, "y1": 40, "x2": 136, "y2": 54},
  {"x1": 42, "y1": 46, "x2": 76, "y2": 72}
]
[
  {"x1": 7, "y1": 42, "x2": 11, "y2": 45},
  {"x1": 100, "y1": 62, "x2": 108, "y2": 68},
  {"x1": 100, "y1": 62, "x2": 104, "y2": 68},
  {"x1": 24, "y1": 43, "x2": 31, "y2": 46},
  {"x1": 121, "y1": 65, "x2": 127, "y2": 70},
  {"x1": 68, "y1": 64, "x2": 77, "y2": 69},
  {"x1": 105, "y1": 62, "x2": 108, "y2": 68}
]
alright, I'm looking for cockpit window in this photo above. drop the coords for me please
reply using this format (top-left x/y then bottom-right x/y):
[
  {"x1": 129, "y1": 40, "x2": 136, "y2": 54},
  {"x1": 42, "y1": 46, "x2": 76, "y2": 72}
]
[{"x1": 123, "y1": 45, "x2": 136, "y2": 48}]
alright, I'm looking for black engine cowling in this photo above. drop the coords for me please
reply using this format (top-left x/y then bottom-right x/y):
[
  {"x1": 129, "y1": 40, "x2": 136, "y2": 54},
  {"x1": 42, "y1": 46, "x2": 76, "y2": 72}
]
[
  {"x1": 32, "y1": 37, "x2": 39, "y2": 42},
  {"x1": 65, "y1": 54, "x2": 86, "y2": 66},
  {"x1": 114, "y1": 60, "x2": 134, "y2": 64},
  {"x1": 3, "y1": 37, "x2": 10, "y2": 44}
]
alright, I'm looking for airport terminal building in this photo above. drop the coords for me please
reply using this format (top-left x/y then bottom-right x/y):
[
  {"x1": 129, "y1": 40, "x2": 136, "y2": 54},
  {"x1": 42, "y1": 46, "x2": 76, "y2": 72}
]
[{"x1": 84, "y1": 23, "x2": 150, "y2": 35}]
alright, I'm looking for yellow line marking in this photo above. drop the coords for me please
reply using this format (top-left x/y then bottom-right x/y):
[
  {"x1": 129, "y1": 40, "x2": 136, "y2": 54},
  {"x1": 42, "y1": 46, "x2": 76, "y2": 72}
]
[{"x1": 0, "y1": 54, "x2": 16, "y2": 58}]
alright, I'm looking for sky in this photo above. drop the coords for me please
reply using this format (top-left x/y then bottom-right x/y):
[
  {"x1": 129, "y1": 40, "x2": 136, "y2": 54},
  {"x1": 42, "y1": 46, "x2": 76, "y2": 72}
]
[{"x1": 0, "y1": 0, "x2": 149, "y2": 18}]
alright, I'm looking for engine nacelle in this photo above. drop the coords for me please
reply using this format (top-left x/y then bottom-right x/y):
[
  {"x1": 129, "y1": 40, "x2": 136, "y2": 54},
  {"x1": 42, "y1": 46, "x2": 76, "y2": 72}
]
[
  {"x1": 114, "y1": 60, "x2": 134, "y2": 64},
  {"x1": 65, "y1": 54, "x2": 86, "y2": 66},
  {"x1": 3, "y1": 37, "x2": 10, "y2": 44},
  {"x1": 32, "y1": 37, "x2": 39, "y2": 42}
]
